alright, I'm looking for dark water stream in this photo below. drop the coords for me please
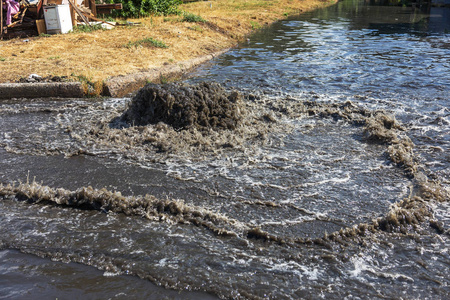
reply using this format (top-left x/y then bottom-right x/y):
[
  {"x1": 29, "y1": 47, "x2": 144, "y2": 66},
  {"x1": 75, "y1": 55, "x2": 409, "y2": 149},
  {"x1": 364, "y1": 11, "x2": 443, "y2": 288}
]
[{"x1": 1, "y1": 1, "x2": 449, "y2": 299}]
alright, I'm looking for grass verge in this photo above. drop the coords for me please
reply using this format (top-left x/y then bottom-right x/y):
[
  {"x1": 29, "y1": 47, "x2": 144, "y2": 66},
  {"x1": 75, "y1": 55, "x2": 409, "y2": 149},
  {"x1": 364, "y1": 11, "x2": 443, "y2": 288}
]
[{"x1": 0, "y1": 0, "x2": 338, "y2": 97}]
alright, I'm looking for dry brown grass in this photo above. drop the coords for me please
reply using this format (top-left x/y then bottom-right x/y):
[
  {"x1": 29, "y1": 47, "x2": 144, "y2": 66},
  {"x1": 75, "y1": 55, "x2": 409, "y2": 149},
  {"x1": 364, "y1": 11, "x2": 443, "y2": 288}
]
[{"x1": 0, "y1": 0, "x2": 335, "y2": 86}]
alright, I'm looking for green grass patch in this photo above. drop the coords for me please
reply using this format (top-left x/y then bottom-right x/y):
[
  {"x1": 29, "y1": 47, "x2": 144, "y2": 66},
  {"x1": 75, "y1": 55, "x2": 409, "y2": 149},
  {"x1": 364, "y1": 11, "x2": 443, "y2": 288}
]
[
  {"x1": 71, "y1": 24, "x2": 106, "y2": 33},
  {"x1": 250, "y1": 20, "x2": 261, "y2": 30},
  {"x1": 72, "y1": 73, "x2": 104, "y2": 97},
  {"x1": 0, "y1": 57, "x2": 6, "y2": 62},
  {"x1": 182, "y1": 12, "x2": 206, "y2": 23},
  {"x1": 125, "y1": 37, "x2": 168, "y2": 49},
  {"x1": 160, "y1": 73, "x2": 169, "y2": 84},
  {"x1": 48, "y1": 56, "x2": 61, "y2": 60},
  {"x1": 188, "y1": 25, "x2": 203, "y2": 32}
]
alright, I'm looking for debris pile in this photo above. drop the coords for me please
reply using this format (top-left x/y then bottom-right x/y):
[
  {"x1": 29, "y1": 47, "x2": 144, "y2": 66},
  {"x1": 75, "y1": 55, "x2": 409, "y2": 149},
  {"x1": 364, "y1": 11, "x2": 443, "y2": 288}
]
[
  {"x1": 1, "y1": 0, "x2": 121, "y2": 39},
  {"x1": 17, "y1": 73, "x2": 69, "y2": 82},
  {"x1": 121, "y1": 82, "x2": 243, "y2": 131},
  {"x1": 1, "y1": 0, "x2": 41, "y2": 38}
]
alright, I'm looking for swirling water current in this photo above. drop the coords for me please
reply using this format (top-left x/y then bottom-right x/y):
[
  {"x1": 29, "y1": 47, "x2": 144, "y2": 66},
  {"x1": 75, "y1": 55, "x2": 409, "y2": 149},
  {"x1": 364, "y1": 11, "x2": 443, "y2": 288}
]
[{"x1": 1, "y1": 1, "x2": 449, "y2": 299}]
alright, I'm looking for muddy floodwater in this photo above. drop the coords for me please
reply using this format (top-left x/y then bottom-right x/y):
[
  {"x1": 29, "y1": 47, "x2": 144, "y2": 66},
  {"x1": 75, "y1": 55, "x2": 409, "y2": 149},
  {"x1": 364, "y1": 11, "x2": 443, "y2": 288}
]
[{"x1": 1, "y1": 0, "x2": 449, "y2": 299}]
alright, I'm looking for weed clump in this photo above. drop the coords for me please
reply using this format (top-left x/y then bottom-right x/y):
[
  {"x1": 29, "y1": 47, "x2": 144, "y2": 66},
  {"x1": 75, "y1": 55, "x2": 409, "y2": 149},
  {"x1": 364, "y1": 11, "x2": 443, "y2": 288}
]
[
  {"x1": 125, "y1": 37, "x2": 168, "y2": 48},
  {"x1": 182, "y1": 12, "x2": 206, "y2": 23},
  {"x1": 71, "y1": 24, "x2": 106, "y2": 33}
]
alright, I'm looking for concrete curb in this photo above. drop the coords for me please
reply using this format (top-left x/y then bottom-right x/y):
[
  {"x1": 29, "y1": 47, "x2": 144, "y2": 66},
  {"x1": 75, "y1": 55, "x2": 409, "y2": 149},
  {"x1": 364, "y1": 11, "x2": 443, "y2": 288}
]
[
  {"x1": 0, "y1": 49, "x2": 229, "y2": 100},
  {"x1": 104, "y1": 49, "x2": 230, "y2": 98},
  {"x1": 0, "y1": 82, "x2": 84, "y2": 99}
]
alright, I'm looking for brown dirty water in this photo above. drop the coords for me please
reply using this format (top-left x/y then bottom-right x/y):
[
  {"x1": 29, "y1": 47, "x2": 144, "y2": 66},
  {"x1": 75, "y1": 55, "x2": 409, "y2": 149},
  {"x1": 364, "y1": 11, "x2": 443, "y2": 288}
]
[{"x1": 1, "y1": 0, "x2": 449, "y2": 299}]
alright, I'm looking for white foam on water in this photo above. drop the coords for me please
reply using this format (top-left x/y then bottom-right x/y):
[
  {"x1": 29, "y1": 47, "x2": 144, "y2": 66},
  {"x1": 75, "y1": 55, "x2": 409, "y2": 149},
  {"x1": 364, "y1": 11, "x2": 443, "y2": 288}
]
[
  {"x1": 348, "y1": 256, "x2": 370, "y2": 279},
  {"x1": 300, "y1": 174, "x2": 351, "y2": 187},
  {"x1": 103, "y1": 271, "x2": 121, "y2": 277}
]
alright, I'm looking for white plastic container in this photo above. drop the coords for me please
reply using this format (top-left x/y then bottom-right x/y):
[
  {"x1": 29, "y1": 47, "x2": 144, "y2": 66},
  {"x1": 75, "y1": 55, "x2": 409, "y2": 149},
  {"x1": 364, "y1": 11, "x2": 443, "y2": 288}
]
[{"x1": 43, "y1": 5, "x2": 73, "y2": 34}]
